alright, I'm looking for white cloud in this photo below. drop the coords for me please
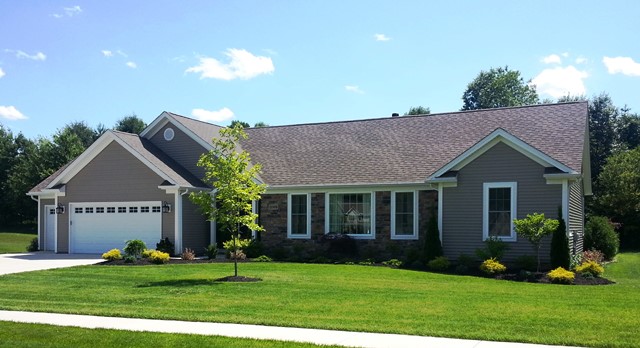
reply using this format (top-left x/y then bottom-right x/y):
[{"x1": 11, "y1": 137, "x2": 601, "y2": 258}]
[
  {"x1": 191, "y1": 107, "x2": 234, "y2": 122},
  {"x1": 101, "y1": 50, "x2": 113, "y2": 57},
  {"x1": 561, "y1": 52, "x2": 569, "y2": 58},
  {"x1": 374, "y1": 33, "x2": 391, "y2": 42},
  {"x1": 344, "y1": 85, "x2": 364, "y2": 94},
  {"x1": 0, "y1": 68, "x2": 5, "y2": 78},
  {"x1": 126, "y1": 61, "x2": 137, "y2": 69},
  {"x1": 532, "y1": 66, "x2": 588, "y2": 98},
  {"x1": 575, "y1": 56, "x2": 587, "y2": 64},
  {"x1": 185, "y1": 49, "x2": 275, "y2": 80},
  {"x1": 52, "y1": 5, "x2": 82, "y2": 18},
  {"x1": 603, "y1": 56, "x2": 640, "y2": 77},
  {"x1": 116, "y1": 50, "x2": 128, "y2": 58},
  {"x1": 541, "y1": 54, "x2": 561, "y2": 64},
  {"x1": 0, "y1": 106, "x2": 27, "y2": 120},
  {"x1": 5, "y1": 49, "x2": 46, "y2": 61}
]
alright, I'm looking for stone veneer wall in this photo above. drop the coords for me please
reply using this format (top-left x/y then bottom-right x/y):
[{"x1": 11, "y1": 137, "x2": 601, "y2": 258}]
[{"x1": 258, "y1": 190, "x2": 437, "y2": 261}]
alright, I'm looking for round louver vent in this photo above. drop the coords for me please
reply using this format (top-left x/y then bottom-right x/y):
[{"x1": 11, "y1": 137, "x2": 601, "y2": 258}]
[{"x1": 163, "y1": 128, "x2": 175, "y2": 141}]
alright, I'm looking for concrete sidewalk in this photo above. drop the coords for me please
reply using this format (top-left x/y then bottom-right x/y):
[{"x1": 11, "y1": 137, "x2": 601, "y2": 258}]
[
  {"x1": 0, "y1": 310, "x2": 581, "y2": 348},
  {"x1": 0, "y1": 252, "x2": 103, "y2": 275}
]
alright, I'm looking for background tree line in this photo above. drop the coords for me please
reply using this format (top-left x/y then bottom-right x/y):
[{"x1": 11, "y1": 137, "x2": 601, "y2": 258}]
[{"x1": 0, "y1": 115, "x2": 146, "y2": 229}]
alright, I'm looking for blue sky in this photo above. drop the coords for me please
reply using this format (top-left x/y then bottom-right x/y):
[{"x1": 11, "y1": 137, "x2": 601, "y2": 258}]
[{"x1": 1, "y1": 1, "x2": 639, "y2": 138}]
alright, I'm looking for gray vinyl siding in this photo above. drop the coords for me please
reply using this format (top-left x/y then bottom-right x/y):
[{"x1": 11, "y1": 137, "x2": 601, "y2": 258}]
[
  {"x1": 148, "y1": 124, "x2": 206, "y2": 180},
  {"x1": 56, "y1": 141, "x2": 175, "y2": 253},
  {"x1": 442, "y1": 142, "x2": 562, "y2": 264},
  {"x1": 39, "y1": 198, "x2": 54, "y2": 250},
  {"x1": 569, "y1": 179, "x2": 585, "y2": 254},
  {"x1": 181, "y1": 195, "x2": 209, "y2": 253}
]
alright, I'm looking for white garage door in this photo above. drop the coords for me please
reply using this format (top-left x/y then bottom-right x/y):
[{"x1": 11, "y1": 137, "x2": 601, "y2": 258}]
[{"x1": 70, "y1": 202, "x2": 162, "y2": 254}]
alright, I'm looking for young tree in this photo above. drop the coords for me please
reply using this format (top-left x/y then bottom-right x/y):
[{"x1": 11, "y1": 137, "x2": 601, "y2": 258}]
[
  {"x1": 461, "y1": 66, "x2": 539, "y2": 110},
  {"x1": 423, "y1": 213, "x2": 442, "y2": 262},
  {"x1": 513, "y1": 213, "x2": 559, "y2": 271},
  {"x1": 253, "y1": 121, "x2": 269, "y2": 128},
  {"x1": 550, "y1": 207, "x2": 570, "y2": 269},
  {"x1": 230, "y1": 120, "x2": 250, "y2": 129},
  {"x1": 190, "y1": 124, "x2": 266, "y2": 277}
]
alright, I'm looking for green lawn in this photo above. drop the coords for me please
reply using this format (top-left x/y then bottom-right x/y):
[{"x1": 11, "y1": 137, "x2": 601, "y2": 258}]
[
  {"x1": 0, "y1": 232, "x2": 36, "y2": 254},
  {"x1": 0, "y1": 321, "x2": 338, "y2": 348},
  {"x1": 0, "y1": 254, "x2": 638, "y2": 348}
]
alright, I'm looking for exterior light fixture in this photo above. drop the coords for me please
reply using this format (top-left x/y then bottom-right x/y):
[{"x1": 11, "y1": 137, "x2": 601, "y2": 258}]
[
  {"x1": 55, "y1": 203, "x2": 65, "y2": 214},
  {"x1": 162, "y1": 201, "x2": 171, "y2": 213}
]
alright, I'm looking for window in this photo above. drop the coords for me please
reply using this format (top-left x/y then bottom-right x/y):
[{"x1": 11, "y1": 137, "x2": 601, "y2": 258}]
[
  {"x1": 288, "y1": 194, "x2": 311, "y2": 238},
  {"x1": 129, "y1": 207, "x2": 138, "y2": 213},
  {"x1": 75, "y1": 207, "x2": 83, "y2": 214},
  {"x1": 326, "y1": 193, "x2": 374, "y2": 237},
  {"x1": 107, "y1": 207, "x2": 115, "y2": 213},
  {"x1": 152, "y1": 206, "x2": 161, "y2": 213},
  {"x1": 141, "y1": 206, "x2": 150, "y2": 213},
  {"x1": 391, "y1": 191, "x2": 418, "y2": 239},
  {"x1": 483, "y1": 182, "x2": 517, "y2": 241},
  {"x1": 118, "y1": 207, "x2": 126, "y2": 213},
  {"x1": 96, "y1": 207, "x2": 104, "y2": 213},
  {"x1": 85, "y1": 207, "x2": 94, "y2": 214}
]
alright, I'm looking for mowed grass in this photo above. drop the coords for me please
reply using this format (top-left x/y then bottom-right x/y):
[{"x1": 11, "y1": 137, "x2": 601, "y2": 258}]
[
  {"x1": 0, "y1": 321, "x2": 339, "y2": 348},
  {"x1": 0, "y1": 233, "x2": 35, "y2": 254},
  {"x1": 0, "y1": 254, "x2": 639, "y2": 348}
]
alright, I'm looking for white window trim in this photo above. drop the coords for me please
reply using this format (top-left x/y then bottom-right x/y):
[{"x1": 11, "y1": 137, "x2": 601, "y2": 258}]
[
  {"x1": 287, "y1": 193, "x2": 311, "y2": 239},
  {"x1": 391, "y1": 190, "x2": 419, "y2": 240},
  {"x1": 324, "y1": 191, "x2": 376, "y2": 240},
  {"x1": 482, "y1": 182, "x2": 518, "y2": 242}
]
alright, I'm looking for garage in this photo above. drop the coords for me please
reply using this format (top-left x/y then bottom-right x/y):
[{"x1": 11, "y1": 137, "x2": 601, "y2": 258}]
[{"x1": 69, "y1": 201, "x2": 162, "y2": 254}]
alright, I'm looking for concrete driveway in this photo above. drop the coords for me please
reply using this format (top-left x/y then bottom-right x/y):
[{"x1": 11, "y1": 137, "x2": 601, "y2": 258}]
[{"x1": 0, "y1": 252, "x2": 103, "y2": 276}]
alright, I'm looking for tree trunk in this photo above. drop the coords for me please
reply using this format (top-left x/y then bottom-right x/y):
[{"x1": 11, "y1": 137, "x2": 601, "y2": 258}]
[{"x1": 233, "y1": 230, "x2": 238, "y2": 277}]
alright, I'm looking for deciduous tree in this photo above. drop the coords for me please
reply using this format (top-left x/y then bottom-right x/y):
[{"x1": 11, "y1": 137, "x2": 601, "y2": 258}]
[
  {"x1": 114, "y1": 114, "x2": 146, "y2": 134},
  {"x1": 461, "y1": 66, "x2": 539, "y2": 110},
  {"x1": 514, "y1": 213, "x2": 559, "y2": 271}
]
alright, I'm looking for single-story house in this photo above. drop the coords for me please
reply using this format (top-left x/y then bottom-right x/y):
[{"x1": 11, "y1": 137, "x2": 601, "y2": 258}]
[{"x1": 28, "y1": 102, "x2": 591, "y2": 264}]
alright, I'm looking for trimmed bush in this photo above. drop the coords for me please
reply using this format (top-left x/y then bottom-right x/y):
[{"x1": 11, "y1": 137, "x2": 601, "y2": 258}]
[
  {"x1": 550, "y1": 207, "x2": 571, "y2": 269},
  {"x1": 181, "y1": 248, "x2": 196, "y2": 260},
  {"x1": 156, "y1": 237, "x2": 174, "y2": 255},
  {"x1": 229, "y1": 250, "x2": 246, "y2": 260},
  {"x1": 102, "y1": 249, "x2": 122, "y2": 261},
  {"x1": 475, "y1": 237, "x2": 509, "y2": 261},
  {"x1": 585, "y1": 216, "x2": 619, "y2": 260},
  {"x1": 427, "y1": 256, "x2": 450, "y2": 271},
  {"x1": 124, "y1": 239, "x2": 146, "y2": 259},
  {"x1": 204, "y1": 244, "x2": 218, "y2": 260},
  {"x1": 548, "y1": 267, "x2": 575, "y2": 284},
  {"x1": 149, "y1": 250, "x2": 170, "y2": 264},
  {"x1": 27, "y1": 237, "x2": 39, "y2": 252},
  {"x1": 253, "y1": 255, "x2": 273, "y2": 262},
  {"x1": 382, "y1": 259, "x2": 403, "y2": 268},
  {"x1": 141, "y1": 249, "x2": 155, "y2": 259},
  {"x1": 244, "y1": 240, "x2": 264, "y2": 258},
  {"x1": 575, "y1": 261, "x2": 604, "y2": 277},
  {"x1": 424, "y1": 215, "x2": 443, "y2": 262},
  {"x1": 515, "y1": 255, "x2": 536, "y2": 271},
  {"x1": 321, "y1": 233, "x2": 358, "y2": 258},
  {"x1": 480, "y1": 258, "x2": 506, "y2": 275},
  {"x1": 582, "y1": 249, "x2": 605, "y2": 264}
]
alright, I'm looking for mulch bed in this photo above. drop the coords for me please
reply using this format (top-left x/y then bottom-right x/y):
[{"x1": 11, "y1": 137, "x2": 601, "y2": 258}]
[
  {"x1": 495, "y1": 272, "x2": 614, "y2": 285},
  {"x1": 98, "y1": 258, "x2": 239, "y2": 266}
]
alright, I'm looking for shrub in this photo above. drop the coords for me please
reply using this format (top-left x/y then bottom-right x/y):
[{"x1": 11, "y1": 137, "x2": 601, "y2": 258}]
[
  {"x1": 480, "y1": 258, "x2": 506, "y2": 275},
  {"x1": 229, "y1": 250, "x2": 246, "y2": 260},
  {"x1": 124, "y1": 239, "x2": 146, "y2": 259},
  {"x1": 253, "y1": 255, "x2": 273, "y2": 262},
  {"x1": 124, "y1": 255, "x2": 136, "y2": 264},
  {"x1": 457, "y1": 254, "x2": 475, "y2": 267},
  {"x1": 570, "y1": 252, "x2": 583, "y2": 270},
  {"x1": 310, "y1": 256, "x2": 332, "y2": 264},
  {"x1": 382, "y1": 259, "x2": 403, "y2": 268},
  {"x1": 548, "y1": 267, "x2": 575, "y2": 284},
  {"x1": 141, "y1": 249, "x2": 155, "y2": 259},
  {"x1": 550, "y1": 207, "x2": 571, "y2": 269},
  {"x1": 518, "y1": 269, "x2": 535, "y2": 281},
  {"x1": 575, "y1": 261, "x2": 604, "y2": 277},
  {"x1": 204, "y1": 244, "x2": 218, "y2": 260},
  {"x1": 181, "y1": 248, "x2": 196, "y2": 260},
  {"x1": 102, "y1": 249, "x2": 122, "y2": 261},
  {"x1": 156, "y1": 237, "x2": 174, "y2": 255},
  {"x1": 475, "y1": 236, "x2": 509, "y2": 261},
  {"x1": 513, "y1": 213, "x2": 559, "y2": 271},
  {"x1": 149, "y1": 250, "x2": 170, "y2": 264},
  {"x1": 515, "y1": 255, "x2": 537, "y2": 271},
  {"x1": 585, "y1": 216, "x2": 619, "y2": 260},
  {"x1": 455, "y1": 264, "x2": 469, "y2": 274},
  {"x1": 271, "y1": 246, "x2": 290, "y2": 261},
  {"x1": 321, "y1": 233, "x2": 358, "y2": 258},
  {"x1": 358, "y1": 259, "x2": 374, "y2": 266},
  {"x1": 26, "y1": 237, "x2": 39, "y2": 252},
  {"x1": 582, "y1": 249, "x2": 605, "y2": 264},
  {"x1": 427, "y1": 256, "x2": 450, "y2": 271},
  {"x1": 424, "y1": 215, "x2": 443, "y2": 262},
  {"x1": 243, "y1": 240, "x2": 264, "y2": 258}
]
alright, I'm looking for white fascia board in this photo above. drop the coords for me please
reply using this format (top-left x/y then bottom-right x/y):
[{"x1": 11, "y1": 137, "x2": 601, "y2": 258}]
[
  {"x1": 427, "y1": 128, "x2": 576, "y2": 181},
  {"x1": 141, "y1": 112, "x2": 213, "y2": 151},
  {"x1": 425, "y1": 176, "x2": 457, "y2": 184},
  {"x1": 266, "y1": 182, "x2": 434, "y2": 194},
  {"x1": 49, "y1": 130, "x2": 175, "y2": 189}
]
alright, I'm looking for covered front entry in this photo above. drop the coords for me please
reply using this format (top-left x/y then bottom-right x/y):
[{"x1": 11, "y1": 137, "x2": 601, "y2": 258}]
[{"x1": 69, "y1": 201, "x2": 162, "y2": 254}]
